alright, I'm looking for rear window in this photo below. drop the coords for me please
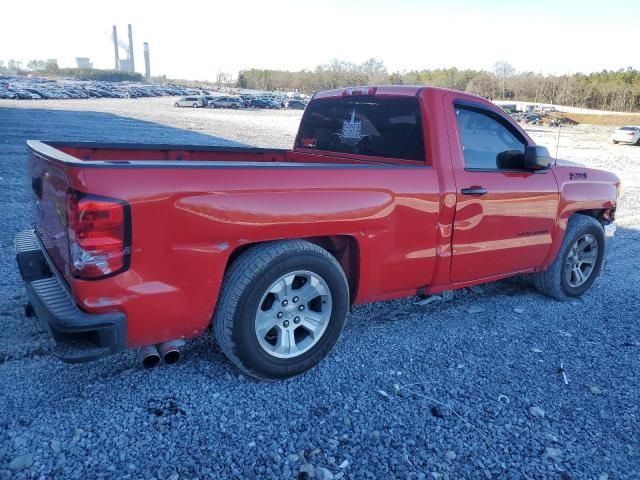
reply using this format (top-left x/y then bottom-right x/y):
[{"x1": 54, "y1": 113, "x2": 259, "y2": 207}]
[
  {"x1": 295, "y1": 96, "x2": 425, "y2": 162},
  {"x1": 620, "y1": 126, "x2": 637, "y2": 131}
]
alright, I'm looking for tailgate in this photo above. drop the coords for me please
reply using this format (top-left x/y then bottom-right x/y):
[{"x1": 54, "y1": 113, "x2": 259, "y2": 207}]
[{"x1": 29, "y1": 150, "x2": 73, "y2": 280}]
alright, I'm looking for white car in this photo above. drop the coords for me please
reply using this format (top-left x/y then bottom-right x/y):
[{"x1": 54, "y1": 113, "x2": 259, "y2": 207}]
[
  {"x1": 173, "y1": 96, "x2": 204, "y2": 108},
  {"x1": 611, "y1": 126, "x2": 640, "y2": 145}
]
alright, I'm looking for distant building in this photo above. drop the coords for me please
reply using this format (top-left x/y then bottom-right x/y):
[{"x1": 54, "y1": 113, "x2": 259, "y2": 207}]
[
  {"x1": 118, "y1": 59, "x2": 132, "y2": 72},
  {"x1": 75, "y1": 57, "x2": 93, "y2": 69}
]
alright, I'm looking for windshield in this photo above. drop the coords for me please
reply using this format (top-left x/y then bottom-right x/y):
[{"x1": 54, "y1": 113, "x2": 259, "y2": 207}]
[{"x1": 296, "y1": 96, "x2": 425, "y2": 162}]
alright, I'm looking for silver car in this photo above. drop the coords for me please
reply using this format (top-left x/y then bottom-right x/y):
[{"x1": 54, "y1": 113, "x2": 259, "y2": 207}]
[{"x1": 208, "y1": 96, "x2": 244, "y2": 109}]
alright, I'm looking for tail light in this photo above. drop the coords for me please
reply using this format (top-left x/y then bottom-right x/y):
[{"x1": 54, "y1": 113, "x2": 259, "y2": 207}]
[{"x1": 67, "y1": 191, "x2": 131, "y2": 279}]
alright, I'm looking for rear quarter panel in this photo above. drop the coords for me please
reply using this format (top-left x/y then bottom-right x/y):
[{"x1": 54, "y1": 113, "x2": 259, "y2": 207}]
[{"x1": 70, "y1": 164, "x2": 442, "y2": 347}]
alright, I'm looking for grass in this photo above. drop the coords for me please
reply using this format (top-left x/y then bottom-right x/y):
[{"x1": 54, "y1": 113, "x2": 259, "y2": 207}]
[{"x1": 554, "y1": 112, "x2": 640, "y2": 127}]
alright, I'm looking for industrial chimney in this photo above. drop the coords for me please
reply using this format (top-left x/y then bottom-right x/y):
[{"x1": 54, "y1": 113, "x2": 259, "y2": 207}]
[
  {"x1": 143, "y1": 43, "x2": 151, "y2": 81},
  {"x1": 127, "y1": 24, "x2": 135, "y2": 73},
  {"x1": 112, "y1": 26, "x2": 120, "y2": 70}
]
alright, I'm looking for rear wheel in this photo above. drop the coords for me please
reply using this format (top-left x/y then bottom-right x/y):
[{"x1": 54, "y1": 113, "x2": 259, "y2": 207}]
[
  {"x1": 532, "y1": 215, "x2": 605, "y2": 300},
  {"x1": 193, "y1": 103, "x2": 198, "y2": 108},
  {"x1": 213, "y1": 240, "x2": 349, "y2": 379},
  {"x1": 173, "y1": 102, "x2": 179, "y2": 107}
]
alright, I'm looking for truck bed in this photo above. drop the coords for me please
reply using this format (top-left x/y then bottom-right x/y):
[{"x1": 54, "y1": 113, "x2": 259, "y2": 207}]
[{"x1": 29, "y1": 141, "x2": 422, "y2": 167}]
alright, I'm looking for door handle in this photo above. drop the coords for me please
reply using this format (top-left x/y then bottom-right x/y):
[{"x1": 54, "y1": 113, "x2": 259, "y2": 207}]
[{"x1": 461, "y1": 187, "x2": 488, "y2": 195}]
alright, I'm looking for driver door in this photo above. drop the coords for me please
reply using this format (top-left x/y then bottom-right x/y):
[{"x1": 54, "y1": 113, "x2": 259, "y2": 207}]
[{"x1": 445, "y1": 97, "x2": 560, "y2": 283}]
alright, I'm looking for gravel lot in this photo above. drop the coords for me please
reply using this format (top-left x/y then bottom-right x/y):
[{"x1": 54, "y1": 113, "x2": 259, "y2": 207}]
[{"x1": 0, "y1": 98, "x2": 639, "y2": 480}]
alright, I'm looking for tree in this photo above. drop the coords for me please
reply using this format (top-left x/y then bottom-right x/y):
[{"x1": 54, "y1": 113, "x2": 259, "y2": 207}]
[
  {"x1": 27, "y1": 60, "x2": 46, "y2": 71},
  {"x1": 7, "y1": 59, "x2": 23, "y2": 73},
  {"x1": 493, "y1": 60, "x2": 516, "y2": 99}
]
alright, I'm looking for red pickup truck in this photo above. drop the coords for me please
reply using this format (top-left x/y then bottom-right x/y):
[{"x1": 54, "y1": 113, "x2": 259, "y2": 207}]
[{"x1": 16, "y1": 85, "x2": 619, "y2": 379}]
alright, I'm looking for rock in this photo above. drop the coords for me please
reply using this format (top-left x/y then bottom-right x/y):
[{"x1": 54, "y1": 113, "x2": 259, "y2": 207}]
[
  {"x1": 529, "y1": 406, "x2": 546, "y2": 418},
  {"x1": 545, "y1": 433, "x2": 560, "y2": 443},
  {"x1": 339, "y1": 460, "x2": 349, "y2": 469},
  {"x1": 545, "y1": 447, "x2": 563, "y2": 461},
  {"x1": 590, "y1": 386, "x2": 602, "y2": 395},
  {"x1": 513, "y1": 307, "x2": 525, "y2": 314},
  {"x1": 51, "y1": 440, "x2": 61, "y2": 454},
  {"x1": 334, "y1": 473, "x2": 344, "y2": 480},
  {"x1": 377, "y1": 389, "x2": 389, "y2": 398},
  {"x1": 466, "y1": 306, "x2": 486, "y2": 314},
  {"x1": 9, "y1": 453, "x2": 33, "y2": 471},
  {"x1": 414, "y1": 295, "x2": 441, "y2": 306},
  {"x1": 441, "y1": 290, "x2": 455, "y2": 302},
  {"x1": 309, "y1": 448, "x2": 321, "y2": 457},
  {"x1": 247, "y1": 441, "x2": 256, "y2": 448},
  {"x1": 316, "y1": 466, "x2": 334, "y2": 480},
  {"x1": 288, "y1": 453, "x2": 300, "y2": 463},
  {"x1": 166, "y1": 474, "x2": 179, "y2": 480},
  {"x1": 599, "y1": 474, "x2": 609, "y2": 480},
  {"x1": 300, "y1": 463, "x2": 315, "y2": 478},
  {"x1": 446, "y1": 450, "x2": 456, "y2": 460},
  {"x1": 13, "y1": 436, "x2": 27, "y2": 448},
  {"x1": 469, "y1": 285, "x2": 484, "y2": 294},
  {"x1": 531, "y1": 348, "x2": 543, "y2": 353}
]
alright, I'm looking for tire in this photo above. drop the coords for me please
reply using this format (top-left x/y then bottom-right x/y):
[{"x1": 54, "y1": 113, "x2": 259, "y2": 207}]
[
  {"x1": 193, "y1": 103, "x2": 198, "y2": 108},
  {"x1": 173, "y1": 103, "x2": 179, "y2": 107},
  {"x1": 612, "y1": 140, "x2": 619, "y2": 144},
  {"x1": 213, "y1": 240, "x2": 350, "y2": 379},
  {"x1": 231, "y1": 104, "x2": 238, "y2": 109},
  {"x1": 532, "y1": 214, "x2": 605, "y2": 300}
]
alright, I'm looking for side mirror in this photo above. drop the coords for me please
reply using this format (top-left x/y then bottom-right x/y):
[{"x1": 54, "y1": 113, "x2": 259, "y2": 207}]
[{"x1": 523, "y1": 145, "x2": 551, "y2": 171}]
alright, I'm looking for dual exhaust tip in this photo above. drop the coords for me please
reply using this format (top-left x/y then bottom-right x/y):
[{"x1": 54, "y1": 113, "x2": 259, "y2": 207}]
[{"x1": 137, "y1": 341, "x2": 183, "y2": 368}]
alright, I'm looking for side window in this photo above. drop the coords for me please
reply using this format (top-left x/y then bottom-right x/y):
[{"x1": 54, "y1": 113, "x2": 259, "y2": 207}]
[{"x1": 455, "y1": 105, "x2": 526, "y2": 170}]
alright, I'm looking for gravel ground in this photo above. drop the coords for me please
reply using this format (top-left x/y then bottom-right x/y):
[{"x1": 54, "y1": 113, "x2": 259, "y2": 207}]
[{"x1": 0, "y1": 99, "x2": 639, "y2": 480}]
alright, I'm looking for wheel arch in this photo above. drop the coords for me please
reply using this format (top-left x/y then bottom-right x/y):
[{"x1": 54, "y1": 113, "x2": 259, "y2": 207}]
[{"x1": 224, "y1": 235, "x2": 360, "y2": 302}]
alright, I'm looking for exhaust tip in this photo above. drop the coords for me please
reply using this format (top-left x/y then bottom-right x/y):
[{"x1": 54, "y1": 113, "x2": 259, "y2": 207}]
[
  {"x1": 142, "y1": 353, "x2": 161, "y2": 369},
  {"x1": 163, "y1": 349, "x2": 181, "y2": 365},
  {"x1": 158, "y1": 341, "x2": 182, "y2": 365},
  {"x1": 137, "y1": 345, "x2": 161, "y2": 369}
]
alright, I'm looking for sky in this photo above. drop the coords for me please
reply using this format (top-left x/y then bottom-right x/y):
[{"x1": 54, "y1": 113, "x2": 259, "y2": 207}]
[{"x1": 1, "y1": 0, "x2": 638, "y2": 81}]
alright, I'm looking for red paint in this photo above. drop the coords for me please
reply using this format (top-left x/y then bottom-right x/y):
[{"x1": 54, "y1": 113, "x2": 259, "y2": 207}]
[{"x1": 26, "y1": 87, "x2": 620, "y2": 349}]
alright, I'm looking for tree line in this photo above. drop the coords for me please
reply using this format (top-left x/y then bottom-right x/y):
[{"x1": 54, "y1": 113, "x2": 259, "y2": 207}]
[
  {"x1": 238, "y1": 59, "x2": 640, "y2": 112},
  {"x1": 1, "y1": 59, "x2": 142, "y2": 82}
]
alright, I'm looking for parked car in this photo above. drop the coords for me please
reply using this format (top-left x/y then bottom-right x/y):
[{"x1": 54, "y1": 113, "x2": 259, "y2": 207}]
[
  {"x1": 610, "y1": 126, "x2": 640, "y2": 145},
  {"x1": 287, "y1": 99, "x2": 307, "y2": 110},
  {"x1": 251, "y1": 98, "x2": 280, "y2": 109},
  {"x1": 16, "y1": 85, "x2": 619, "y2": 380},
  {"x1": 173, "y1": 96, "x2": 204, "y2": 108},
  {"x1": 209, "y1": 97, "x2": 244, "y2": 109}
]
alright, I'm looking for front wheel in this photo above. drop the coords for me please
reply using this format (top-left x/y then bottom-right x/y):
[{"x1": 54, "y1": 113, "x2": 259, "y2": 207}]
[
  {"x1": 213, "y1": 240, "x2": 350, "y2": 379},
  {"x1": 532, "y1": 214, "x2": 605, "y2": 300}
]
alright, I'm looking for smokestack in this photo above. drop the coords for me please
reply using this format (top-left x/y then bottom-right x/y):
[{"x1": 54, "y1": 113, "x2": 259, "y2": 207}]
[
  {"x1": 112, "y1": 26, "x2": 120, "y2": 70},
  {"x1": 127, "y1": 24, "x2": 135, "y2": 73},
  {"x1": 143, "y1": 43, "x2": 151, "y2": 81}
]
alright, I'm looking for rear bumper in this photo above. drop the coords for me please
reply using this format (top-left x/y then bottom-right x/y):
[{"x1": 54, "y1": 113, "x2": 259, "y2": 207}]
[{"x1": 15, "y1": 230, "x2": 127, "y2": 363}]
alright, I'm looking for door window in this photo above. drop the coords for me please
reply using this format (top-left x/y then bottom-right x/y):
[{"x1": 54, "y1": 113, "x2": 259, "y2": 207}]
[{"x1": 455, "y1": 105, "x2": 526, "y2": 170}]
